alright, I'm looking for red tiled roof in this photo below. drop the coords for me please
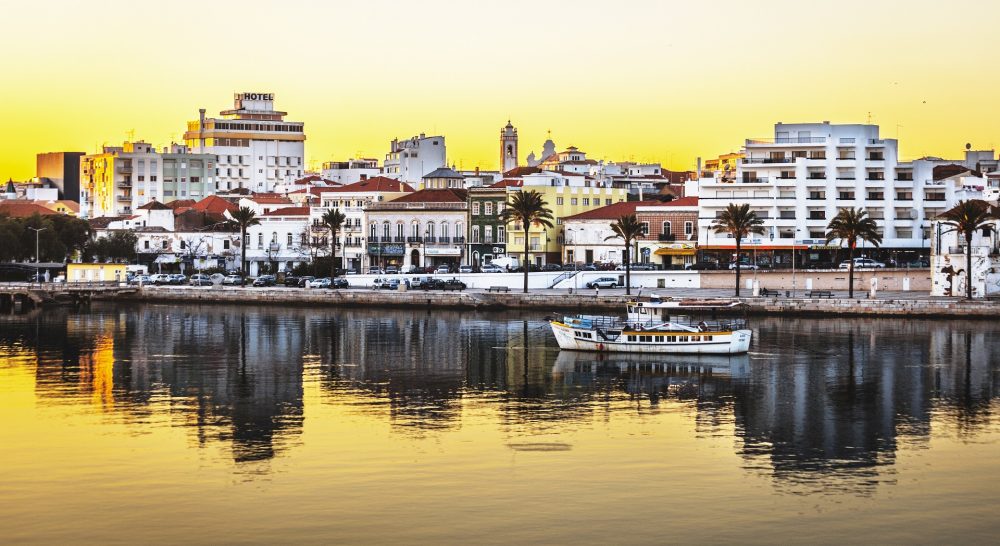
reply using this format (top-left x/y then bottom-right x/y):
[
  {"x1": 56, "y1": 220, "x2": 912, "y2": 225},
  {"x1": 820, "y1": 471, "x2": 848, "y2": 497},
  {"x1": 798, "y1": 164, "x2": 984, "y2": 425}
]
[
  {"x1": 262, "y1": 206, "x2": 310, "y2": 216},
  {"x1": 292, "y1": 174, "x2": 341, "y2": 186},
  {"x1": 191, "y1": 195, "x2": 238, "y2": 215},
  {"x1": 320, "y1": 176, "x2": 415, "y2": 193},
  {"x1": 251, "y1": 193, "x2": 294, "y2": 205},
  {"x1": 502, "y1": 166, "x2": 542, "y2": 177},
  {"x1": 289, "y1": 187, "x2": 328, "y2": 196},
  {"x1": 137, "y1": 200, "x2": 172, "y2": 211},
  {"x1": 388, "y1": 188, "x2": 467, "y2": 203},
  {"x1": 563, "y1": 200, "x2": 666, "y2": 221},
  {"x1": 488, "y1": 179, "x2": 523, "y2": 188},
  {"x1": 0, "y1": 202, "x2": 62, "y2": 218},
  {"x1": 933, "y1": 164, "x2": 982, "y2": 181},
  {"x1": 167, "y1": 199, "x2": 196, "y2": 210}
]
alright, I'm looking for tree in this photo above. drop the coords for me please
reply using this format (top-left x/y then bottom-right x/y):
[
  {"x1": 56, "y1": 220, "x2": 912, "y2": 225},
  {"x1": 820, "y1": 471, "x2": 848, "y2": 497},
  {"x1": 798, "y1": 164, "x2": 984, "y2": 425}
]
[
  {"x1": 605, "y1": 213, "x2": 645, "y2": 295},
  {"x1": 825, "y1": 207, "x2": 882, "y2": 298},
  {"x1": 500, "y1": 190, "x2": 554, "y2": 293},
  {"x1": 50, "y1": 215, "x2": 92, "y2": 262},
  {"x1": 321, "y1": 208, "x2": 346, "y2": 278},
  {"x1": 938, "y1": 200, "x2": 998, "y2": 300},
  {"x1": 229, "y1": 206, "x2": 260, "y2": 281},
  {"x1": 711, "y1": 203, "x2": 765, "y2": 297}
]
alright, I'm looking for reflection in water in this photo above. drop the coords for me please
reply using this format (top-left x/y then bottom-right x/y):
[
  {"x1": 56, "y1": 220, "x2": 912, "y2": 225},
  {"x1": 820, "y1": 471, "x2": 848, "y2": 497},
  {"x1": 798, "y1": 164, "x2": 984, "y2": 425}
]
[{"x1": 1, "y1": 305, "x2": 999, "y2": 491}]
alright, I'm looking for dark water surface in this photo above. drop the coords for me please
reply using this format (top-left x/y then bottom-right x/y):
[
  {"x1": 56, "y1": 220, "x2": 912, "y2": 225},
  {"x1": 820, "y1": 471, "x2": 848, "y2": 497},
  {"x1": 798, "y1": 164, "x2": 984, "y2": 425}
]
[{"x1": 1, "y1": 303, "x2": 998, "y2": 544}]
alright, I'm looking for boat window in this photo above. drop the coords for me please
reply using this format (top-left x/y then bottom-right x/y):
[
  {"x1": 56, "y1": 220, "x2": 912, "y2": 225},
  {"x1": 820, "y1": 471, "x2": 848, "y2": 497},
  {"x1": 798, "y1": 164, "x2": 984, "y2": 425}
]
[
  {"x1": 692, "y1": 336, "x2": 700, "y2": 342},
  {"x1": 704, "y1": 335, "x2": 713, "y2": 341},
  {"x1": 654, "y1": 335, "x2": 664, "y2": 342},
  {"x1": 667, "y1": 336, "x2": 676, "y2": 342},
  {"x1": 639, "y1": 335, "x2": 652, "y2": 342},
  {"x1": 678, "y1": 336, "x2": 689, "y2": 342}
]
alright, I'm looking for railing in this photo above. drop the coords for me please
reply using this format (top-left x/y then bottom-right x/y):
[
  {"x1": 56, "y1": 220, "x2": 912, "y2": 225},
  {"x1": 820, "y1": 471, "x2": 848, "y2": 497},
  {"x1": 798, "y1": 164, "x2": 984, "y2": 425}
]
[
  {"x1": 658, "y1": 233, "x2": 675, "y2": 242},
  {"x1": 407, "y1": 236, "x2": 422, "y2": 243},
  {"x1": 454, "y1": 237, "x2": 465, "y2": 244},
  {"x1": 742, "y1": 177, "x2": 769, "y2": 183},
  {"x1": 549, "y1": 271, "x2": 577, "y2": 288},
  {"x1": 839, "y1": 138, "x2": 856, "y2": 144},
  {"x1": 743, "y1": 157, "x2": 794, "y2": 164},
  {"x1": 869, "y1": 139, "x2": 886, "y2": 145},
  {"x1": 746, "y1": 137, "x2": 826, "y2": 144}
]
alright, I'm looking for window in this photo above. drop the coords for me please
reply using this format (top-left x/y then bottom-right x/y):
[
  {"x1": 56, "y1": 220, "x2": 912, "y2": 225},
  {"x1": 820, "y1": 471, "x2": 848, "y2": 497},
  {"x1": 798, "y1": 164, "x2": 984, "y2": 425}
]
[
  {"x1": 287, "y1": 233, "x2": 293, "y2": 246},
  {"x1": 663, "y1": 221, "x2": 671, "y2": 234},
  {"x1": 556, "y1": 197, "x2": 564, "y2": 205},
  {"x1": 258, "y1": 234, "x2": 264, "y2": 248},
  {"x1": 485, "y1": 226, "x2": 493, "y2": 243},
  {"x1": 484, "y1": 202, "x2": 493, "y2": 215},
  {"x1": 472, "y1": 226, "x2": 480, "y2": 243},
  {"x1": 162, "y1": 240, "x2": 168, "y2": 250},
  {"x1": 583, "y1": 198, "x2": 589, "y2": 206},
  {"x1": 640, "y1": 222, "x2": 649, "y2": 236},
  {"x1": 605, "y1": 199, "x2": 612, "y2": 205},
  {"x1": 396, "y1": 223, "x2": 404, "y2": 239},
  {"x1": 472, "y1": 202, "x2": 481, "y2": 215},
  {"x1": 571, "y1": 198, "x2": 578, "y2": 206},
  {"x1": 497, "y1": 226, "x2": 505, "y2": 243},
  {"x1": 223, "y1": 240, "x2": 230, "y2": 250},
  {"x1": 684, "y1": 222, "x2": 693, "y2": 235},
  {"x1": 370, "y1": 223, "x2": 377, "y2": 239},
  {"x1": 382, "y1": 222, "x2": 390, "y2": 238},
  {"x1": 144, "y1": 240, "x2": 150, "y2": 249}
]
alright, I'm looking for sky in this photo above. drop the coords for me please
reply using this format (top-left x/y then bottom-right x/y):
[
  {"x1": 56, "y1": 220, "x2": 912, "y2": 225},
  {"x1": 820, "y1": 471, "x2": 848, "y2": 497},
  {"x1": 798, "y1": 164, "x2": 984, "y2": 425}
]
[{"x1": 1, "y1": 0, "x2": 998, "y2": 180}]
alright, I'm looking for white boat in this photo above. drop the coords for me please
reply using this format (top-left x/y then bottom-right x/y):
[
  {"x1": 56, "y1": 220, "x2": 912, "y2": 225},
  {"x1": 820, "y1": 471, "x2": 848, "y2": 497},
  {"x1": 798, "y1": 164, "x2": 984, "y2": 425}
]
[{"x1": 549, "y1": 297, "x2": 752, "y2": 355}]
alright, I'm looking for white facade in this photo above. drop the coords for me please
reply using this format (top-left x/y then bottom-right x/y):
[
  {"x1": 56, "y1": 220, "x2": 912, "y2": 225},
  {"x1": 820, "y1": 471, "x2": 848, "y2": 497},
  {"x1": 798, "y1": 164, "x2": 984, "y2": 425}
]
[
  {"x1": 383, "y1": 134, "x2": 446, "y2": 184},
  {"x1": 243, "y1": 209, "x2": 311, "y2": 276},
  {"x1": 697, "y1": 122, "x2": 985, "y2": 253},
  {"x1": 80, "y1": 141, "x2": 216, "y2": 218},
  {"x1": 930, "y1": 207, "x2": 1000, "y2": 298},
  {"x1": 184, "y1": 92, "x2": 305, "y2": 194},
  {"x1": 321, "y1": 158, "x2": 380, "y2": 184}
]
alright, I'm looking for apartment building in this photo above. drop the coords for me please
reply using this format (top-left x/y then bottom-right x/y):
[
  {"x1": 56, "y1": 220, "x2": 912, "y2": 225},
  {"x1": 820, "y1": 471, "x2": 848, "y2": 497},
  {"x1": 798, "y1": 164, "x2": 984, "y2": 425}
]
[
  {"x1": 383, "y1": 134, "x2": 446, "y2": 184},
  {"x1": 696, "y1": 122, "x2": 984, "y2": 267}
]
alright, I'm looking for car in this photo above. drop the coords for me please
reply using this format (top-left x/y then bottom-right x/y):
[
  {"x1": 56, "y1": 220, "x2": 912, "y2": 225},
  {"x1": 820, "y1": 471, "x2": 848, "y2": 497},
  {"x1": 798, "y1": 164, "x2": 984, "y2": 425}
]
[
  {"x1": 905, "y1": 258, "x2": 930, "y2": 268},
  {"x1": 419, "y1": 277, "x2": 445, "y2": 290},
  {"x1": 686, "y1": 261, "x2": 720, "y2": 270},
  {"x1": 380, "y1": 278, "x2": 400, "y2": 290},
  {"x1": 729, "y1": 262, "x2": 759, "y2": 270},
  {"x1": 435, "y1": 265, "x2": 452, "y2": 274},
  {"x1": 458, "y1": 265, "x2": 475, "y2": 274},
  {"x1": 615, "y1": 263, "x2": 655, "y2": 271},
  {"x1": 586, "y1": 277, "x2": 619, "y2": 289},
  {"x1": 442, "y1": 278, "x2": 466, "y2": 290},
  {"x1": 148, "y1": 273, "x2": 172, "y2": 285},
  {"x1": 331, "y1": 277, "x2": 350, "y2": 289},
  {"x1": 129, "y1": 275, "x2": 153, "y2": 285},
  {"x1": 297, "y1": 276, "x2": 316, "y2": 288},
  {"x1": 310, "y1": 277, "x2": 332, "y2": 288},
  {"x1": 542, "y1": 263, "x2": 563, "y2": 272},
  {"x1": 283, "y1": 275, "x2": 301, "y2": 287},
  {"x1": 222, "y1": 274, "x2": 243, "y2": 286},
  {"x1": 168, "y1": 274, "x2": 187, "y2": 285},
  {"x1": 190, "y1": 274, "x2": 213, "y2": 286},
  {"x1": 367, "y1": 267, "x2": 385, "y2": 275},
  {"x1": 580, "y1": 264, "x2": 598, "y2": 271},
  {"x1": 839, "y1": 258, "x2": 885, "y2": 269},
  {"x1": 252, "y1": 275, "x2": 276, "y2": 287},
  {"x1": 481, "y1": 264, "x2": 504, "y2": 273},
  {"x1": 385, "y1": 266, "x2": 399, "y2": 275},
  {"x1": 400, "y1": 265, "x2": 420, "y2": 274}
]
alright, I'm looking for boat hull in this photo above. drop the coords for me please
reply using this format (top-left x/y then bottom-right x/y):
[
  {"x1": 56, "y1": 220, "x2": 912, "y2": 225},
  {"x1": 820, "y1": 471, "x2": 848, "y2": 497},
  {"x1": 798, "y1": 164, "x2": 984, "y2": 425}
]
[{"x1": 550, "y1": 321, "x2": 752, "y2": 355}]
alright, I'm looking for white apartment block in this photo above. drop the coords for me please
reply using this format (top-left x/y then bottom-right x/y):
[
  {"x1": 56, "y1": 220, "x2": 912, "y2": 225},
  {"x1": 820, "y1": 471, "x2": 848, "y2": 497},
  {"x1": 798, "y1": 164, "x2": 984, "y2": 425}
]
[
  {"x1": 184, "y1": 92, "x2": 305, "y2": 193},
  {"x1": 697, "y1": 122, "x2": 986, "y2": 263},
  {"x1": 80, "y1": 141, "x2": 216, "y2": 218},
  {"x1": 383, "y1": 134, "x2": 446, "y2": 184},
  {"x1": 321, "y1": 158, "x2": 380, "y2": 184}
]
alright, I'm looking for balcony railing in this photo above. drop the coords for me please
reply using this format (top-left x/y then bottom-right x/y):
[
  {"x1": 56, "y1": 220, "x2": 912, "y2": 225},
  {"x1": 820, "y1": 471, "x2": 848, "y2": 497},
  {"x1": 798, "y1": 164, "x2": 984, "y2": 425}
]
[
  {"x1": 454, "y1": 237, "x2": 465, "y2": 244},
  {"x1": 658, "y1": 233, "x2": 675, "y2": 242},
  {"x1": 742, "y1": 177, "x2": 769, "y2": 183},
  {"x1": 746, "y1": 137, "x2": 827, "y2": 144},
  {"x1": 743, "y1": 157, "x2": 794, "y2": 164}
]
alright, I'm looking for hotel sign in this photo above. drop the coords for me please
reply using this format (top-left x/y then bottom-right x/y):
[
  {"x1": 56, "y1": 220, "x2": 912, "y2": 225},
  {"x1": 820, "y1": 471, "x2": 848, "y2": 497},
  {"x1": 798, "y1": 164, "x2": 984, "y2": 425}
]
[{"x1": 236, "y1": 92, "x2": 274, "y2": 101}]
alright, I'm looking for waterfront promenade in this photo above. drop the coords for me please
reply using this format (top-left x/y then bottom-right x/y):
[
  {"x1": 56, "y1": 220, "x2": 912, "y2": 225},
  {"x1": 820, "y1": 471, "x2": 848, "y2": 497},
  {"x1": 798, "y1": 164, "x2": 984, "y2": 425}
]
[{"x1": 116, "y1": 284, "x2": 1000, "y2": 319}]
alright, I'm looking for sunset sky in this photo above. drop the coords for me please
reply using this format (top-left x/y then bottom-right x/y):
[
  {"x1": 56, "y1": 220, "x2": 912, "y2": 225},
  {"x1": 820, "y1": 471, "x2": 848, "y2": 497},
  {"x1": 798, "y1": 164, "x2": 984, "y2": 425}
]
[{"x1": 2, "y1": 0, "x2": 998, "y2": 180}]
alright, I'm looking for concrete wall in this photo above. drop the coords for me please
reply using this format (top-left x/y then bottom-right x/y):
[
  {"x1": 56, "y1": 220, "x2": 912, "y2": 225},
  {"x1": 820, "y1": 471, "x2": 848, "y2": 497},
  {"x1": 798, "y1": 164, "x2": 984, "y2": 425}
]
[{"x1": 698, "y1": 268, "x2": 931, "y2": 292}]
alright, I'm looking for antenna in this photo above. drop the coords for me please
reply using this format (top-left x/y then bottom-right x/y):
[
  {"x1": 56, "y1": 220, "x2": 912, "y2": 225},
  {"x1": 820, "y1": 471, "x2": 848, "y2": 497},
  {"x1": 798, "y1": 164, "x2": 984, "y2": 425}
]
[{"x1": 866, "y1": 112, "x2": 873, "y2": 124}]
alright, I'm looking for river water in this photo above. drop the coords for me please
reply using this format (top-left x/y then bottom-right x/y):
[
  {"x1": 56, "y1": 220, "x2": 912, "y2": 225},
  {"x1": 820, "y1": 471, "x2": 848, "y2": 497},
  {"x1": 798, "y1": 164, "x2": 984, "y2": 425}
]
[{"x1": 1, "y1": 303, "x2": 998, "y2": 544}]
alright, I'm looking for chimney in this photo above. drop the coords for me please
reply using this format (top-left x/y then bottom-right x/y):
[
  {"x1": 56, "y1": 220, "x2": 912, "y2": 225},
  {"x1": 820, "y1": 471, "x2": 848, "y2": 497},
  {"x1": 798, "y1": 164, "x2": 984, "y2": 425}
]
[{"x1": 696, "y1": 157, "x2": 702, "y2": 179}]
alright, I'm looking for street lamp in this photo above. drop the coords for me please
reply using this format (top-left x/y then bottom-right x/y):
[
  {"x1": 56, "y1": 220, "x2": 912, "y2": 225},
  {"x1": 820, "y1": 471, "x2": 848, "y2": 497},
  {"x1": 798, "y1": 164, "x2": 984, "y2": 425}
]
[{"x1": 28, "y1": 227, "x2": 46, "y2": 281}]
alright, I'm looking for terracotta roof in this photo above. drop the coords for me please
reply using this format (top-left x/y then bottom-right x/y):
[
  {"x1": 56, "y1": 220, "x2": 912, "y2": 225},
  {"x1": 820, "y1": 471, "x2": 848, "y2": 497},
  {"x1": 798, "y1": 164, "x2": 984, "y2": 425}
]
[
  {"x1": 167, "y1": 199, "x2": 196, "y2": 210},
  {"x1": 502, "y1": 166, "x2": 542, "y2": 177},
  {"x1": 489, "y1": 179, "x2": 523, "y2": 188},
  {"x1": 320, "y1": 176, "x2": 415, "y2": 193},
  {"x1": 289, "y1": 187, "x2": 329, "y2": 197},
  {"x1": 563, "y1": 200, "x2": 669, "y2": 221},
  {"x1": 652, "y1": 196, "x2": 698, "y2": 207},
  {"x1": 933, "y1": 164, "x2": 983, "y2": 181},
  {"x1": 191, "y1": 195, "x2": 238, "y2": 215},
  {"x1": 251, "y1": 193, "x2": 294, "y2": 205},
  {"x1": 0, "y1": 202, "x2": 62, "y2": 218},
  {"x1": 137, "y1": 200, "x2": 172, "y2": 211},
  {"x1": 292, "y1": 174, "x2": 341, "y2": 186},
  {"x1": 263, "y1": 206, "x2": 310, "y2": 216},
  {"x1": 388, "y1": 188, "x2": 467, "y2": 203}
]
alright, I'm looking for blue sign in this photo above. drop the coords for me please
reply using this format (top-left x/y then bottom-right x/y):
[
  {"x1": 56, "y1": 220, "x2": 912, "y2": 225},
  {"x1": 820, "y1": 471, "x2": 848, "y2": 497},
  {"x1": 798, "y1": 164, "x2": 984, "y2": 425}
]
[{"x1": 368, "y1": 244, "x2": 405, "y2": 256}]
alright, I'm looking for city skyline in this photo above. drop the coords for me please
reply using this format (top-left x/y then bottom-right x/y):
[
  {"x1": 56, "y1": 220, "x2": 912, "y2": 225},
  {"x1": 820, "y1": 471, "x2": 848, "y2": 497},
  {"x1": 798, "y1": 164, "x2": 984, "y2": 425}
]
[{"x1": 3, "y1": 0, "x2": 1000, "y2": 180}]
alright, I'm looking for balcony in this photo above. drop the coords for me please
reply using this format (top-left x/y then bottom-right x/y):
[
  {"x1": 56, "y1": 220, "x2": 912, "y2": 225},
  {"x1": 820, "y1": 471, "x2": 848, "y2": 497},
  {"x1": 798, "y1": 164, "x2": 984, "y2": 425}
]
[
  {"x1": 741, "y1": 177, "x2": 770, "y2": 183},
  {"x1": 743, "y1": 157, "x2": 793, "y2": 165},
  {"x1": 117, "y1": 165, "x2": 133, "y2": 174},
  {"x1": 658, "y1": 233, "x2": 676, "y2": 242},
  {"x1": 454, "y1": 236, "x2": 465, "y2": 244},
  {"x1": 807, "y1": 173, "x2": 827, "y2": 180},
  {"x1": 406, "y1": 236, "x2": 423, "y2": 243},
  {"x1": 746, "y1": 137, "x2": 827, "y2": 145},
  {"x1": 394, "y1": 236, "x2": 405, "y2": 243},
  {"x1": 868, "y1": 139, "x2": 886, "y2": 145}
]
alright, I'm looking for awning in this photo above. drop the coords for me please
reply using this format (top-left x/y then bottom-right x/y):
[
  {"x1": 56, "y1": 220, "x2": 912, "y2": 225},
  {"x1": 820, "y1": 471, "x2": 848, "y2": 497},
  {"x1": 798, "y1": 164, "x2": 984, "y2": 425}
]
[
  {"x1": 654, "y1": 248, "x2": 696, "y2": 256},
  {"x1": 699, "y1": 245, "x2": 809, "y2": 251}
]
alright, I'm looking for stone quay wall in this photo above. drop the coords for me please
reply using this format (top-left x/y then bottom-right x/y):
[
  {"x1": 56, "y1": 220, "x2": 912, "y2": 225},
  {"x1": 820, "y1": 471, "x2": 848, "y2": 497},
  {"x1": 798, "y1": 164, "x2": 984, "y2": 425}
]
[
  {"x1": 698, "y1": 268, "x2": 932, "y2": 292},
  {"x1": 112, "y1": 286, "x2": 1000, "y2": 319}
]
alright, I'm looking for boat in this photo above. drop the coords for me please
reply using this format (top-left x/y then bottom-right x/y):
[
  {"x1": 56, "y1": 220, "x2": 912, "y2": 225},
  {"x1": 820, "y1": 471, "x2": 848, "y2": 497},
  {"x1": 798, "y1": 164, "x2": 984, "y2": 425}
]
[
  {"x1": 552, "y1": 350, "x2": 750, "y2": 378},
  {"x1": 549, "y1": 296, "x2": 752, "y2": 355}
]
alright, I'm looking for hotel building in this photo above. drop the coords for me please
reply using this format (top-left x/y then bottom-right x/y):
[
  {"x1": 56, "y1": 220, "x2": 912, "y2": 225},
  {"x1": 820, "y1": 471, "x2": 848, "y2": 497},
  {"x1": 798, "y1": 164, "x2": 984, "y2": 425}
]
[
  {"x1": 383, "y1": 134, "x2": 446, "y2": 184},
  {"x1": 184, "y1": 92, "x2": 305, "y2": 193}
]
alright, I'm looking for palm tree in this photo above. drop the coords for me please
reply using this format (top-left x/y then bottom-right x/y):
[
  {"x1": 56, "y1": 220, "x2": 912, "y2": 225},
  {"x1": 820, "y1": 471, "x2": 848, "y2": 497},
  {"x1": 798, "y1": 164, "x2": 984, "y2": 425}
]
[
  {"x1": 229, "y1": 206, "x2": 260, "y2": 283},
  {"x1": 321, "y1": 208, "x2": 347, "y2": 279},
  {"x1": 500, "y1": 190, "x2": 554, "y2": 293},
  {"x1": 938, "y1": 199, "x2": 998, "y2": 300},
  {"x1": 711, "y1": 203, "x2": 765, "y2": 297},
  {"x1": 605, "y1": 213, "x2": 645, "y2": 295},
  {"x1": 824, "y1": 207, "x2": 882, "y2": 298}
]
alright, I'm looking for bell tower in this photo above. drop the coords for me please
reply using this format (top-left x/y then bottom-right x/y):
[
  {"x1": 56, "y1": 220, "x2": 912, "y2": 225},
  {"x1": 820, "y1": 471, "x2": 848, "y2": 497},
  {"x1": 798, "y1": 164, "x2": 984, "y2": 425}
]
[{"x1": 500, "y1": 120, "x2": 518, "y2": 174}]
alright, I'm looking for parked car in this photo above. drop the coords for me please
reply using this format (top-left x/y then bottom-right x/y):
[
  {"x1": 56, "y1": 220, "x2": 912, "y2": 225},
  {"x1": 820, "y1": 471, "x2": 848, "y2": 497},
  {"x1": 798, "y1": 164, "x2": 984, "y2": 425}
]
[
  {"x1": 435, "y1": 264, "x2": 452, "y2": 274},
  {"x1": 130, "y1": 275, "x2": 153, "y2": 285},
  {"x1": 331, "y1": 277, "x2": 350, "y2": 289},
  {"x1": 367, "y1": 267, "x2": 385, "y2": 275},
  {"x1": 419, "y1": 277, "x2": 445, "y2": 290},
  {"x1": 442, "y1": 278, "x2": 467, "y2": 290},
  {"x1": 168, "y1": 274, "x2": 187, "y2": 285},
  {"x1": 310, "y1": 277, "x2": 331, "y2": 288},
  {"x1": 400, "y1": 265, "x2": 420, "y2": 274},
  {"x1": 615, "y1": 263, "x2": 655, "y2": 271},
  {"x1": 297, "y1": 276, "x2": 317, "y2": 288},
  {"x1": 222, "y1": 274, "x2": 243, "y2": 286},
  {"x1": 458, "y1": 265, "x2": 475, "y2": 274},
  {"x1": 283, "y1": 275, "x2": 301, "y2": 287},
  {"x1": 481, "y1": 264, "x2": 504, "y2": 273},
  {"x1": 385, "y1": 266, "x2": 399, "y2": 275},
  {"x1": 542, "y1": 263, "x2": 563, "y2": 272},
  {"x1": 190, "y1": 274, "x2": 214, "y2": 286},
  {"x1": 839, "y1": 258, "x2": 885, "y2": 269},
  {"x1": 252, "y1": 275, "x2": 276, "y2": 287},
  {"x1": 381, "y1": 278, "x2": 400, "y2": 290},
  {"x1": 586, "y1": 277, "x2": 619, "y2": 289},
  {"x1": 686, "y1": 261, "x2": 720, "y2": 270},
  {"x1": 149, "y1": 273, "x2": 172, "y2": 285},
  {"x1": 729, "y1": 262, "x2": 759, "y2": 270},
  {"x1": 905, "y1": 258, "x2": 930, "y2": 268},
  {"x1": 580, "y1": 264, "x2": 598, "y2": 271}
]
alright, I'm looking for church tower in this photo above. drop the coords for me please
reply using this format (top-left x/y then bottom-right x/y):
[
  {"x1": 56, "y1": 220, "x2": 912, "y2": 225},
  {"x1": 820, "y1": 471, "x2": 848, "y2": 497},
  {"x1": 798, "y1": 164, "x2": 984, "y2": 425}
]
[{"x1": 500, "y1": 121, "x2": 518, "y2": 173}]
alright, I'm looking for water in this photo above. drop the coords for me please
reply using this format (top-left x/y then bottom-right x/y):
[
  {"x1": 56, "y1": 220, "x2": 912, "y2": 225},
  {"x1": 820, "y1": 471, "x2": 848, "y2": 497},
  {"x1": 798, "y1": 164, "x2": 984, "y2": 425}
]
[{"x1": 1, "y1": 304, "x2": 998, "y2": 544}]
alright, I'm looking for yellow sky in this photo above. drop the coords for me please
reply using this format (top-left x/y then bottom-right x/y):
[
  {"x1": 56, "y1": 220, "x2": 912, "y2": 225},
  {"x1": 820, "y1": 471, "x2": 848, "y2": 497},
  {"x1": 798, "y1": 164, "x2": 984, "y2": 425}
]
[{"x1": 1, "y1": 0, "x2": 998, "y2": 180}]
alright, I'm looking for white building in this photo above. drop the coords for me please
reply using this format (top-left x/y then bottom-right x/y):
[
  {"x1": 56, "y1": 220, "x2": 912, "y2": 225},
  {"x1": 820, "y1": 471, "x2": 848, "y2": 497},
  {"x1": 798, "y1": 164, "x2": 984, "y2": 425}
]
[
  {"x1": 184, "y1": 92, "x2": 305, "y2": 193},
  {"x1": 696, "y1": 122, "x2": 986, "y2": 266},
  {"x1": 929, "y1": 200, "x2": 1000, "y2": 298},
  {"x1": 365, "y1": 188, "x2": 467, "y2": 270},
  {"x1": 321, "y1": 158, "x2": 381, "y2": 184},
  {"x1": 80, "y1": 141, "x2": 216, "y2": 218},
  {"x1": 383, "y1": 134, "x2": 446, "y2": 184},
  {"x1": 242, "y1": 205, "x2": 311, "y2": 276}
]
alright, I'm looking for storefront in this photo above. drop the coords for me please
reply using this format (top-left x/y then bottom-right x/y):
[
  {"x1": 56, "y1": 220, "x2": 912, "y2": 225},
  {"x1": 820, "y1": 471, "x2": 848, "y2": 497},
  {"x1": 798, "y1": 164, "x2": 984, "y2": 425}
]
[
  {"x1": 424, "y1": 246, "x2": 462, "y2": 269},
  {"x1": 654, "y1": 244, "x2": 697, "y2": 269},
  {"x1": 368, "y1": 243, "x2": 405, "y2": 269}
]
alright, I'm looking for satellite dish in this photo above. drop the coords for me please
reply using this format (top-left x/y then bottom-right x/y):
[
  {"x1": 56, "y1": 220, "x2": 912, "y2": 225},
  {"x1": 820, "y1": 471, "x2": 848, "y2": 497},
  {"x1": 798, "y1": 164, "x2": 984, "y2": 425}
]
[{"x1": 966, "y1": 143, "x2": 972, "y2": 150}]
